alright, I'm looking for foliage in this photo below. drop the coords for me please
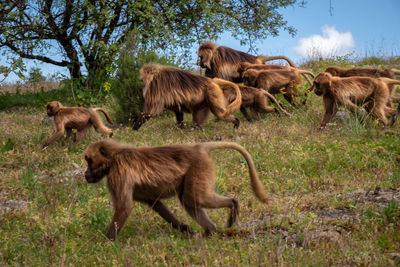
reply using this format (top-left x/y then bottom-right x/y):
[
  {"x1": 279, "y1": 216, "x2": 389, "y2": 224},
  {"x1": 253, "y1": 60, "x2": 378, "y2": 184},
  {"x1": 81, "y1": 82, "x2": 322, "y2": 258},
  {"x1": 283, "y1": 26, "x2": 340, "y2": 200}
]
[
  {"x1": 0, "y1": 88, "x2": 70, "y2": 110},
  {"x1": 111, "y1": 33, "x2": 176, "y2": 124},
  {"x1": 25, "y1": 67, "x2": 46, "y2": 84},
  {"x1": 0, "y1": 0, "x2": 305, "y2": 89}
]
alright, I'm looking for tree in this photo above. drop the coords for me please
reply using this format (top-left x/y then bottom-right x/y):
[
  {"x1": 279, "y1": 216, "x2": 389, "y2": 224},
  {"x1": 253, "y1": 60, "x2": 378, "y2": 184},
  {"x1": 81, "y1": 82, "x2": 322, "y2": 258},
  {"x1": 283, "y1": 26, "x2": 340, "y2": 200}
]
[{"x1": 0, "y1": 0, "x2": 305, "y2": 89}]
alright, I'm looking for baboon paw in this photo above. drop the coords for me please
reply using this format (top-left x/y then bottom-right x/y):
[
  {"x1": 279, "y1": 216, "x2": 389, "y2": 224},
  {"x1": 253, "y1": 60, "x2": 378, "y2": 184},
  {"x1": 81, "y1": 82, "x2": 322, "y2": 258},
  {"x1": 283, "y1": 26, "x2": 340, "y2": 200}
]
[
  {"x1": 228, "y1": 199, "x2": 239, "y2": 227},
  {"x1": 233, "y1": 118, "x2": 240, "y2": 129},
  {"x1": 178, "y1": 224, "x2": 193, "y2": 234}
]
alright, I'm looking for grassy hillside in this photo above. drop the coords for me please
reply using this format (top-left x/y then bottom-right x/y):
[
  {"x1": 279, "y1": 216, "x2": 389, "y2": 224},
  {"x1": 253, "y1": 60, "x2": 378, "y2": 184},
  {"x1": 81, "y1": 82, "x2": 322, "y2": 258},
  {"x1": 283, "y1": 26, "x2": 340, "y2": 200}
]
[{"x1": 1, "y1": 62, "x2": 400, "y2": 265}]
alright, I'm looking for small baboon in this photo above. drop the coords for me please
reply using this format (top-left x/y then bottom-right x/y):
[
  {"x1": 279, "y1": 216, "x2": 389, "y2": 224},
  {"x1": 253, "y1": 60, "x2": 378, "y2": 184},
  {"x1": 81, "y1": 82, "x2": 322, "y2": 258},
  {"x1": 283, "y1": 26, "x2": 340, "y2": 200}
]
[
  {"x1": 313, "y1": 72, "x2": 400, "y2": 127},
  {"x1": 325, "y1": 66, "x2": 400, "y2": 106},
  {"x1": 84, "y1": 140, "x2": 268, "y2": 240},
  {"x1": 219, "y1": 81, "x2": 293, "y2": 121},
  {"x1": 237, "y1": 62, "x2": 313, "y2": 86},
  {"x1": 198, "y1": 41, "x2": 296, "y2": 82},
  {"x1": 242, "y1": 68, "x2": 315, "y2": 106},
  {"x1": 132, "y1": 64, "x2": 241, "y2": 130},
  {"x1": 42, "y1": 101, "x2": 113, "y2": 149}
]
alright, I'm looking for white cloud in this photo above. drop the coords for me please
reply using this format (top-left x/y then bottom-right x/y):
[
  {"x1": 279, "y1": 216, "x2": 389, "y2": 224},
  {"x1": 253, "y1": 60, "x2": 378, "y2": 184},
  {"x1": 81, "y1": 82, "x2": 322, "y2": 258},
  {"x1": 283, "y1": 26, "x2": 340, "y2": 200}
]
[{"x1": 294, "y1": 25, "x2": 355, "y2": 59}]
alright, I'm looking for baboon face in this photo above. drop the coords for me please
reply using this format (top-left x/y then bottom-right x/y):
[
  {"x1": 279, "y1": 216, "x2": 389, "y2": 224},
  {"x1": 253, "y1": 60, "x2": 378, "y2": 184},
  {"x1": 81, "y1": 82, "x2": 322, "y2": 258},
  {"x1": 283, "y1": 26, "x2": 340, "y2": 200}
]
[
  {"x1": 313, "y1": 72, "x2": 331, "y2": 96},
  {"x1": 198, "y1": 48, "x2": 212, "y2": 69},
  {"x1": 242, "y1": 70, "x2": 257, "y2": 87},
  {"x1": 84, "y1": 146, "x2": 110, "y2": 183},
  {"x1": 46, "y1": 101, "x2": 61, "y2": 116},
  {"x1": 132, "y1": 113, "x2": 151, "y2": 130}
]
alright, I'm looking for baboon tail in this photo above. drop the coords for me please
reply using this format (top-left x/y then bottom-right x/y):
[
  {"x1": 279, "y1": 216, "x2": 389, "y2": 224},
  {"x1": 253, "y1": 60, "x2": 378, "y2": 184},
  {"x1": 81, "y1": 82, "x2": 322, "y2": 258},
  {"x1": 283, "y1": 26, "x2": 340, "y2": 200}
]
[
  {"x1": 262, "y1": 91, "x2": 293, "y2": 118},
  {"x1": 213, "y1": 79, "x2": 242, "y2": 118},
  {"x1": 256, "y1": 55, "x2": 297, "y2": 67},
  {"x1": 391, "y1": 69, "x2": 400, "y2": 76},
  {"x1": 94, "y1": 108, "x2": 114, "y2": 125},
  {"x1": 202, "y1": 142, "x2": 268, "y2": 204},
  {"x1": 379, "y1": 77, "x2": 400, "y2": 86},
  {"x1": 298, "y1": 70, "x2": 314, "y2": 86}
]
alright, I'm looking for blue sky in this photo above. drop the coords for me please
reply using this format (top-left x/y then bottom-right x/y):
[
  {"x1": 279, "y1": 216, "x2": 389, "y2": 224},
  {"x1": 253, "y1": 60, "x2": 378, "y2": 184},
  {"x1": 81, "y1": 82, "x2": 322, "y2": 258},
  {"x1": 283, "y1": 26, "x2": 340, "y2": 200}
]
[{"x1": 2, "y1": 0, "x2": 399, "y2": 82}]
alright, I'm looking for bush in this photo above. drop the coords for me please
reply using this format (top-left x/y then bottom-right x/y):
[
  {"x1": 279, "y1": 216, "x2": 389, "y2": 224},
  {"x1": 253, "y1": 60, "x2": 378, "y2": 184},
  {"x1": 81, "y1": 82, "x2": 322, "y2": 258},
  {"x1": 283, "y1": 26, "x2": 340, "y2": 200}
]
[{"x1": 111, "y1": 33, "x2": 176, "y2": 124}]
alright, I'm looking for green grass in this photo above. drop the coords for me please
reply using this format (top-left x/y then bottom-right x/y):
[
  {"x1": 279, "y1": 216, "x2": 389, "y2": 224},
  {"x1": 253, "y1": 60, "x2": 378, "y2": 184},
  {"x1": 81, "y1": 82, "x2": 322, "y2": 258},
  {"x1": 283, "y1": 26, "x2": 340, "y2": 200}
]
[{"x1": 1, "y1": 81, "x2": 400, "y2": 265}]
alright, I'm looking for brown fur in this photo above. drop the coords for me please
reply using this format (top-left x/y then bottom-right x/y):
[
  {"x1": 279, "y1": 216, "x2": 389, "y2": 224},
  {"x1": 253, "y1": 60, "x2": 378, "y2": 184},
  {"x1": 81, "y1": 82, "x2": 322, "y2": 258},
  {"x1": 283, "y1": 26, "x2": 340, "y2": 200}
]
[
  {"x1": 313, "y1": 72, "x2": 399, "y2": 127},
  {"x1": 84, "y1": 140, "x2": 268, "y2": 240},
  {"x1": 237, "y1": 62, "x2": 313, "y2": 86},
  {"x1": 219, "y1": 82, "x2": 293, "y2": 120},
  {"x1": 242, "y1": 68, "x2": 315, "y2": 106},
  {"x1": 325, "y1": 66, "x2": 400, "y2": 106},
  {"x1": 133, "y1": 64, "x2": 242, "y2": 130},
  {"x1": 198, "y1": 41, "x2": 296, "y2": 82},
  {"x1": 42, "y1": 101, "x2": 113, "y2": 149}
]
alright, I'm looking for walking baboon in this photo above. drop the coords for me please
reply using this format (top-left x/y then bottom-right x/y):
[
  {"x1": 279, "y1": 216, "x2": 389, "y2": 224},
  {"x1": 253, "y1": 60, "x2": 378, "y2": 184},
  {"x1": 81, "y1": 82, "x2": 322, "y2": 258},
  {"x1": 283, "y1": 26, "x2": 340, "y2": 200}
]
[
  {"x1": 324, "y1": 66, "x2": 400, "y2": 106},
  {"x1": 42, "y1": 101, "x2": 113, "y2": 149},
  {"x1": 237, "y1": 62, "x2": 313, "y2": 86},
  {"x1": 242, "y1": 68, "x2": 315, "y2": 106},
  {"x1": 219, "y1": 82, "x2": 293, "y2": 121},
  {"x1": 84, "y1": 140, "x2": 268, "y2": 240},
  {"x1": 198, "y1": 41, "x2": 296, "y2": 82},
  {"x1": 132, "y1": 64, "x2": 241, "y2": 130},
  {"x1": 313, "y1": 72, "x2": 399, "y2": 127}
]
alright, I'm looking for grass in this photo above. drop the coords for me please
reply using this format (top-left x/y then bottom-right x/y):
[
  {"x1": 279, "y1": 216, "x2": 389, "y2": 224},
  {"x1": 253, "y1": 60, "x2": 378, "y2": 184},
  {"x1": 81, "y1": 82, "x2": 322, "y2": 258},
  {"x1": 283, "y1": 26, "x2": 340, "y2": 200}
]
[{"x1": 1, "y1": 68, "x2": 400, "y2": 265}]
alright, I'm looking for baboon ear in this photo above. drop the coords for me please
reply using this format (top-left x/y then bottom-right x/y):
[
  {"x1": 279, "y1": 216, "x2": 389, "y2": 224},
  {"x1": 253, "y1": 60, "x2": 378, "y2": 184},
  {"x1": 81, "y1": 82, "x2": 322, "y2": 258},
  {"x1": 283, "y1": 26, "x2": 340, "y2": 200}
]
[{"x1": 99, "y1": 146, "x2": 107, "y2": 157}]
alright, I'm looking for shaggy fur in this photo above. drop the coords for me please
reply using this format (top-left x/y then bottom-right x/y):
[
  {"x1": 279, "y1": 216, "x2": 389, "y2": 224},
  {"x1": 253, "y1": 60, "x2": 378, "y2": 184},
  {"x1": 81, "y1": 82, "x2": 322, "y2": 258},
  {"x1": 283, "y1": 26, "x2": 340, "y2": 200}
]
[
  {"x1": 219, "y1": 82, "x2": 293, "y2": 120},
  {"x1": 325, "y1": 66, "x2": 400, "y2": 106},
  {"x1": 242, "y1": 68, "x2": 315, "y2": 106},
  {"x1": 313, "y1": 72, "x2": 400, "y2": 127},
  {"x1": 132, "y1": 64, "x2": 242, "y2": 130},
  {"x1": 198, "y1": 41, "x2": 296, "y2": 82},
  {"x1": 237, "y1": 62, "x2": 313, "y2": 86},
  {"x1": 84, "y1": 140, "x2": 268, "y2": 240},
  {"x1": 42, "y1": 101, "x2": 113, "y2": 149}
]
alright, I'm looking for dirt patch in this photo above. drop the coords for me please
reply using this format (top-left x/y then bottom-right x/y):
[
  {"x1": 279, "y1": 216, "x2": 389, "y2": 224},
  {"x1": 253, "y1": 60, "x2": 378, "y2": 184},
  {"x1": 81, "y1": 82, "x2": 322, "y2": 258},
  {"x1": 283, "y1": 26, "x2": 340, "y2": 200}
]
[
  {"x1": 340, "y1": 188, "x2": 400, "y2": 204},
  {"x1": 0, "y1": 199, "x2": 28, "y2": 213}
]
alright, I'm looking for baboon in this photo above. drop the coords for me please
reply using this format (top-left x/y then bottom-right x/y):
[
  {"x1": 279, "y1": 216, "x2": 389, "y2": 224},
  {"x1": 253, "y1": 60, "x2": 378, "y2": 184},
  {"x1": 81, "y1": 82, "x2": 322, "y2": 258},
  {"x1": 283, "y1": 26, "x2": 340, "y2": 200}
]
[
  {"x1": 198, "y1": 41, "x2": 297, "y2": 83},
  {"x1": 132, "y1": 64, "x2": 242, "y2": 130},
  {"x1": 242, "y1": 68, "x2": 315, "y2": 106},
  {"x1": 324, "y1": 66, "x2": 400, "y2": 106},
  {"x1": 237, "y1": 62, "x2": 313, "y2": 86},
  {"x1": 84, "y1": 140, "x2": 268, "y2": 240},
  {"x1": 219, "y1": 81, "x2": 293, "y2": 121},
  {"x1": 313, "y1": 72, "x2": 400, "y2": 128},
  {"x1": 42, "y1": 101, "x2": 113, "y2": 149}
]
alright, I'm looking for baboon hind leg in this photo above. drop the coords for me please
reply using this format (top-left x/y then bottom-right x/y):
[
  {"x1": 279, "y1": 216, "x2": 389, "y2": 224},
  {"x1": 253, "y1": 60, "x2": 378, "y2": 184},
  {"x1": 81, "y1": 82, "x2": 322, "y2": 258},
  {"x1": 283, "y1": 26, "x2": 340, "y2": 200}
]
[
  {"x1": 76, "y1": 126, "x2": 89, "y2": 142},
  {"x1": 192, "y1": 107, "x2": 210, "y2": 127},
  {"x1": 182, "y1": 205, "x2": 217, "y2": 236},
  {"x1": 143, "y1": 199, "x2": 192, "y2": 233},
  {"x1": 240, "y1": 107, "x2": 253, "y2": 121},
  {"x1": 199, "y1": 194, "x2": 239, "y2": 228}
]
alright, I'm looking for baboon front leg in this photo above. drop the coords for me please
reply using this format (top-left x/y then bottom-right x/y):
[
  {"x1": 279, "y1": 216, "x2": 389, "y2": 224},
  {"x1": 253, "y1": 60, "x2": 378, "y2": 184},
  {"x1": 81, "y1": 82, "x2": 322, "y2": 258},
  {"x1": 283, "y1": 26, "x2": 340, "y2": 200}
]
[
  {"x1": 320, "y1": 96, "x2": 338, "y2": 128},
  {"x1": 143, "y1": 199, "x2": 192, "y2": 233},
  {"x1": 174, "y1": 111, "x2": 184, "y2": 128},
  {"x1": 106, "y1": 198, "x2": 133, "y2": 240},
  {"x1": 42, "y1": 126, "x2": 65, "y2": 149}
]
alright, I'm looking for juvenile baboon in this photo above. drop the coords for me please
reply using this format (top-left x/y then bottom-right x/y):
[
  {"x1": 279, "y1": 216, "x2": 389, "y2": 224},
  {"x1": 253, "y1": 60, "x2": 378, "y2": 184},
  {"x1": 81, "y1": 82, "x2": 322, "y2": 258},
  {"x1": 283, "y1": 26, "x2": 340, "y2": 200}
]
[
  {"x1": 132, "y1": 64, "x2": 242, "y2": 130},
  {"x1": 313, "y1": 72, "x2": 400, "y2": 127},
  {"x1": 198, "y1": 41, "x2": 297, "y2": 82},
  {"x1": 237, "y1": 62, "x2": 314, "y2": 86},
  {"x1": 219, "y1": 81, "x2": 293, "y2": 121},
  {"x1": 325, "y1": 66, "x2": 400, "y2": 106},
  {"x1": 242, "y1": 68, "x2": 315, "y2": 106},
  {"x1": 84, "y1": 140, "x2": 268, "y2": 240},
  {"x1": 42, "y1": 101, "x2": 113, "y2": 149}
]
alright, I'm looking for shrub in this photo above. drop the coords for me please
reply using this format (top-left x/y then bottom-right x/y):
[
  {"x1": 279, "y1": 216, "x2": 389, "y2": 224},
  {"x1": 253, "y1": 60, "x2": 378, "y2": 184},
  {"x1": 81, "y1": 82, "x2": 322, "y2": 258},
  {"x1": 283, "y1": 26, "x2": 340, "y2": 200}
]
[{"x1": 111, "y1": 33, "x2": 176, "y2": 124}]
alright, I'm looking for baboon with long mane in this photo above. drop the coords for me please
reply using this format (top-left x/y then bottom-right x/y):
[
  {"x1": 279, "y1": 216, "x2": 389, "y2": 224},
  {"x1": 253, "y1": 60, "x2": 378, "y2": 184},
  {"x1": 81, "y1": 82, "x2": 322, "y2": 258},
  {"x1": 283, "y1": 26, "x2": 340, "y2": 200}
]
[
  {"x1": 198, "y1": 41, "x2": 297, "y2": 83},
  {"x1": 133, "y1": 64, "x2": 242, "y2": 130},
  {"x1": 84, "y1": 140, "x2": 268, "y2": 240},
  {"x1": 42, "y1": 101, "x2": 113, "y2": 149},
  {"x1": 219, "y1": 82, "x2": 293, "y2": 121},
  {"x1": 313, "y1": 72, "x2": 400, "y2": 127},
  {"x1": 242, "y1": 68, "x2": 315, "y2": 106}
]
